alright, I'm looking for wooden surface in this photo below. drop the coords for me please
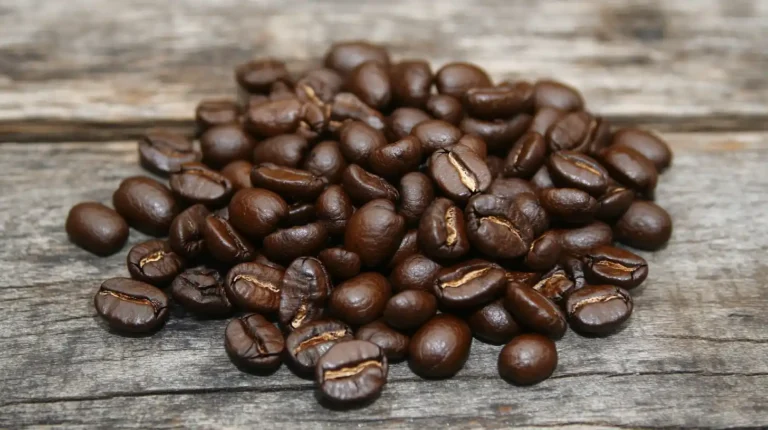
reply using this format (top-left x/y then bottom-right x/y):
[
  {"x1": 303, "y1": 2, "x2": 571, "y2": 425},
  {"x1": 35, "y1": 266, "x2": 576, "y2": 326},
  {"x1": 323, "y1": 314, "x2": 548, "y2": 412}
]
[{"x1": 1, "y1": 0, "x2": 767, "y2": 428}]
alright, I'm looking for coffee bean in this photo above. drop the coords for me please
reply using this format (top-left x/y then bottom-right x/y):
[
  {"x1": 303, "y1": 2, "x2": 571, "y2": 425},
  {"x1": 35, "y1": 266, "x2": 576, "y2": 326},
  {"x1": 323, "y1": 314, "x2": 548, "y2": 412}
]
[
  {"x1": 244, "y1": 99, "x2": 303, "y2": 137},
  {"x1": 228, "y1": 188, "x2": 288, "y2": 240},
  {"x1": 94, "y1": 278, "x2": 169, "y2": 333},
  {"x1": 583, "y1": 245, "x2": 648, "y2": 289},
  {"x1": 318, "y1": 248, "x2": 362, "y2": 281},
  {"x1": 316, "y1": 185, "x2": 354, "y2": 236},
  {"x1": 531, "y1": 266, "x2": 574, "y2": 304},
  {"x1": 113, "y1": 176, "x2": 179, "y2": 236},
  {"x1": 330, "y1": 273, "x2": 391, "y2": 326},
  {"x1": 546, "y1": 111, "x2": 601, "y2": 153},
  {"x1": 433, "y1": 259, "x2": 506, "y2": 309},
  {"x1": 486, "y1": 155, "x2": 505, "y2": 178},
  {"x1": 566, "y1": 285, "x2": 633, "y2": 335},
  {"x1": 269, "y1": 80, "x2": 298, "y2": 102},
  {"x1": 369, "y1": 136, "x2": 423, "y2": 180},
  {"x1": 460, "y1": 114, "x2": 532, "y2": 152},
  {"x1": 408, "y1": 314, "x2": 472, "y2": 378},
  {"x1": 529, "y1": 106, "x2": 565, "y2": 135},
  {"x1": 225, "y1": 262, "x2": 283, "y2": 314},
  {"x1": 504, "y1": 283, "x2": 567, "y2": 339},
  {"x1": 127, "y1": 239, "x2": 184, "y2": 287},
  {"x1": 169, "y1": 162, "x2": 233, "y2": 208},
  {"x1": 513, "y1": 192, "x2": 550, "y2": 237},
  {"x1": 221, "y1": 160, "x2": 254, "y2": 191},
  {"x1": 387, "y1": 229, "x2": 419, "y2": 269},
  {"x1": 199, "y1": 124, "x2": 254, "y2": 169},
  {"x1": 615, "y1": 201, "x2": 672, "y2": 250},
  {"x1": 316, "y1": 340, "x2": 388, "y2": 405},
  {"x1": 398, "y1": 172, "x2": 435, "y2": 226},
  {"x1": 262, "y1": 222, "x2": 328, "y2": 264},
  {"x1": 138, "y1": 130, "x2": 199, "y2": 176},
  {"x1": 418, "y1": 198, "x2": 470, "y2": 261},
  {"x1": 540, "y1": 188, "x2": 599, "y2": 224},
  {"x1": 66, "y1": 202, "x2": 129, "y2": 256},
  {"x1": 331, "y1": 93, "x2": 386, "y2": 132},
  {"x1": 303, "y1": 140, "x2": 348, "y2": 184},
  {"x1": 532, "y1": 80, "x2": 584, "y2": 111},
  {"x1": 558, "y1": 221, "x2": 614, "y2": 256},
  {"x1": 503, "y1": 132, "x2": 547, "y2": 178},
  {"x1": 548, "y1": 151, "x2": 610, "y2": 196},
  {"x1": 467, "y1": 299, "x2": 522, "y2": 345},
  {"x1": 338, "y1": 121, "x2": 387, "y2": 166},
  {"x1": 561, "y1": 255, "x2": 587, "y2": 291},
  {"x1": 285, "y1": 319, "x2": 354, "y2": 374},
  {"x1": 169, "y1": 266, "x2": 232, "y2": 317},
  {"x1": 487, "y1": 177, "x2": 537, "y2": 201},
  {"x1": 345, "y1": 199, "x2": 406, "y2": 268},
  {"x1": 435, "y1": 62, "x2": 492, "y2": 99},
  {"x1": 463, "y1": 85, "x2": 531, "y2": 120},
  {"x1": 426, "y1": 94, "x2": 464, "y2": 125},
  {"x1": 252, "y1": 134, "x2": 309, "y2": 168},
  {"x1": 411, "y1": 119, "x2": 463, "y2": 155},
  {"x1": 224, "y1": 314, "x2": 284, "y2": 372},
  {"x1": 524, "y1": 230, "x2": 562, "y2": 271},
  {"x1": 530, "y1": 165, "x2": 555, "y2": 190},
  {"x1": 347, "y1": 61, "x2": 391, "y2": 110},
  {"x1": 324, "y1": 41, "x2": 390, "y2": 76},
  {"x1": 389, "y1": 60, "x2": 432, "y2": 108},
  {"x1": 195, "y1": 99, "x2": 240, "y2": 135},
  {"x1": 456, "y1": 134, "x2": 487, "y2": 159},
  {"x1": 496, "y1": 80, "x2": 536, "y2": 113},
  {"x1": 498, "y1": 334, "x2": 558, "y2": 385},
  {"x1": 250, "y1": 163, "x2": 326, "y2": 201},
  {"x1": 383, "y1": 290, "x2": 437, "y2": 331},
  {"x1": 202, "y1": 214, "x2": 255, "y2": 264},
  {"x1": 355, "y1": 321, "x2": 409, "y2": 362},
  {"x1": 596, "y1": 185, "x2": 635, "y2": 220},
  {"x1": 295, "y1": 68, "x2": 343, "y2": 104},
  {"x1": 390, "y1": 254, "x2": 443, "y2": 293},
  {"x1": 612, "y1": 128, "x2": 673, "y2": 171},
  {"x1": 235, "y1": 59, "x2": 290, "y2": 93},
  {"x1": 279, "y1": 257, "x2": 332, "y2": 331},
  {"x1": 465, "y1": 194, "x2": 533, "y2": 259},
  {"x1": 599, "y1": 145, "x2": 658, "y2": 195},
  {"x1": 505, "y1": 271, "x2": 542, "y2": 289},
  {"x1": 284, "y1": 202, "x2": 316, "y2": 226},
  {"x1": 342, "y1": 164, "x2": 399, "y2": 205},
  {"x1": 167, "y1": 204, "x2": 209, "y2": 260},
  {"x1": 428, "y1": 145, "x2": 492, "y2": 203},
  {"x1": 386, "y1": 108, "x2": 430, "y2": 142}
]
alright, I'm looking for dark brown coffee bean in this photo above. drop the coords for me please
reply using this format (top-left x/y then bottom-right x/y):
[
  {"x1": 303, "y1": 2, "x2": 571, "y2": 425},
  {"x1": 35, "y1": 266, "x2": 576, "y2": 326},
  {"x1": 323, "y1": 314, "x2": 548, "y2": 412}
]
[
  {"x1": 387, "y1": 229, "x2": 419, "y2": 269},
  {"x1": 460, "y1": 114, "x2": 532, "y2": 152},
  {"x1": 390, "y1": 254, "x2": 442, "y2": 293},
  {"x1": 433, "y1": 259, "x2": 506, "y2": 309},
  {"x1": 252, "y1": 134, "x2": 308, "y2": 168},
  {"x1": 66, "y1": 202, "x2": 129, "y2": 256},
  {"x1": 418, "y1": 198, "x2": 470, "y2": 261},
  {"x1": 497, "y1": 80, "x2": 536, "y2": 111},
  {"x1": 94, "y1": 278, "x2": 169, "y2": 333},
  {"x1": 345, "y1": 199, "x2": 406, "y2": 268},
  {"x1": 195, "y1": 99, "x2": 240, "y2": 135},
  {"x1": 504, "y1": 284, "x2": 567, "y2": 339},
  {"x1": 330, "y1": 273, "x2": 392, "y2": 326},
  {"x1": 342, "y1": 164, "x2": 399, "y2": 205},
  {"x1": 612, "y1": 128, "x2": 673, "y2": 171},
  {"x1": 250, "y1": 163, "x2": 326, "y2": 201},
  {"x1": 235, "y1": 59, "x2": 290, "y2": 93},
  {"x1": 199, "y1": 124, "x2": 254, "y2": 169},
  {"x1": 338, "y1": 121, "x2": 387, "y2": 167},
  {"x1": 225, "y1": 262, "x2": 283, "y2": 314},
  {"x1": 355, "y1": 321, "x2": 409, "y2": 362},
  {"x1": 303, "y1": 140, "x2": 347, "y2": 184},
  {"x1": 540, "y1": 188, "x2": 599, "y2": 224},
  {"x1": 531, "y1": 165, "x2": 555, "y2": 190},
  {"x1": 583, "y1": 245, "x2": 648, "y2": 289},
  {"x1": 465, "y1": 194, "x2": 533, "y2": 259},
  {"x1": 386, "y1": 108, "x2": 430, "y2": 141},
  {"x1": 408, "y1": 314, "x2": 472, "y2": 378},
  {"x1": 503, "y1": 132, "x2": 547, "y2": 178},
  {"x1": 324, "y1": 41, "x2": 390, "y2": 76},
  {"x1": 168, "y1": 204, "x2": 209, "y2": 260},
  {"x1": 486, "y1": 155, "x2": 505, "y2": 178},
  {"x1": 286, "y1": 319, "x2": 354, "y2": 374},
  {"x1": 561, "y1": 255, "x2": 587, "y2": 291},
  {"x1": 347, "y1": 61, "x2": 391, "y2": 110},
  {"x1": 463, "y1": 85, "x2": 530, "y2": 120},
  {"x1": 411, "y1": 120, "x2": 462, "y2": 155},
  {"x1": 498, "y1": 334, "x2": 558, "y2": 385},
  {"x1": 316, "y1": 340, "x2": 388, "y2": 405},
  {"x1": 295, "y1": 68, "x2": 344, "y2": 105},
  {"x1": 468, "y1": 299, "x2": 523, "y2": 345},
  {"x1": 389, "y1": 60, "x2": 432, "y2": 108},
  {"x1": 113, "y1": 176, "x2": 179, "y2": 236},
  {"x1": 245, "y1": 99, "x2": 303, "y2": 137},
  {"x1": 566, "y1": 285, "x2": 633, "y2": 335},
  {"x1": 426, "y1": 94, "x2": 464, "y2": 125},
  {"x1": 615, "y1": 200, "x2": 672, "y2": 250},
  {"x1": 127, "y1": 239, "x2": 184, "y2": 287},
  {"x1": 227, "y1": 188, "x2": 288, "y2": 241},
  {"x1": 529, "y1": 106, "x2": 565, "y2": 135},
  {"x1": 383, "y1": 290, "x2": 437, "y2": 331},
  {"x1": 488, "y1": 178, "x2": 537, "y2": 201},
  {"x1": 524, "y1": 230, "x2": 562, "y2": 271},
  {"x1": 435, "y1": 62, "x2": 492, "y2": 99},
  {"x1": 268, "y1": 81, "x2": 297, "y2": 102},
  {"x1": 330, "y1": 92, "x2": 386, "y2": 132},
  {"x1": 531, "y1": 266, "x2": 574, "y2": 304},
  {"x1": 558, "y1": 221, "x2": 613, "y2": 256},
  {"x1": 138, "y1": 130, "x2": 199, "y2": 176},
  {"x1": 262, "y1": 222, "x2": 328, "y2": 264},
  {"x1": 428, "y1": 145, "x2": 492, "y2": 203},
  {"x1": 316, "y1": 185, "x2": 353, "y2": 236},
  {"x1": 546, "y1": 111, "x2": 601, "y2": 153},
  {"x1": 169, "y1": 162, "x2": 233, "y2": 208},
  {"x1": 456, "y1": 134, "x2": 487, "y2": 159},
  {"x1": 548, "y1": 151, "x2": 609, "y2": 196},
  {"x1": 599, "y1": 145, "x2": 658, "y2": 195},
  {"x1": 225, "y1": 313, "x2": 284, "y2": 371},
  {"x1": 369, "y1": 136, "x2": 423, "y2": 180},
  {"x1": 284, "y1": 202, "x2": 316, "y2": 226},
  {"x1": 220, "y1": 160, "x2": 254, "y2": 191},
  {"x1": 596, "y1": 185, "x2": 635, "y2": 220},
  {"x1": 506, "y1": 271, "x2": 542, "y2": 289},
  {"x1": 398, "y1": 172, "x2": 435, "y2": 226},
  {"x1": 202, "y1": 214, "x2": 255, "y2": 264},
  {"x1": 279, "y1": 257, "x2": 332, "y2": 331},
  {"x1": 171, "y1": 266, "x2": 232, "y2": 317},
  {"x1": 532, "y1": 80, "x2": 584, "y2": 112},
  {"x1": 318, "y1": 248, "x2": 361, "y2": 281},
  {"x1": 513, "y1": 192, "x2": 551, "y2": 237}
]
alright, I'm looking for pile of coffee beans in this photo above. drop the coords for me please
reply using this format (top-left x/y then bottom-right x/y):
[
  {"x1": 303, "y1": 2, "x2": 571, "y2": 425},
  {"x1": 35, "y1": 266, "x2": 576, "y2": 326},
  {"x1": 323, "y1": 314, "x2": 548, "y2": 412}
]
[{"x1": 66, "y1": 41, "x2": 673, "y2": 407}]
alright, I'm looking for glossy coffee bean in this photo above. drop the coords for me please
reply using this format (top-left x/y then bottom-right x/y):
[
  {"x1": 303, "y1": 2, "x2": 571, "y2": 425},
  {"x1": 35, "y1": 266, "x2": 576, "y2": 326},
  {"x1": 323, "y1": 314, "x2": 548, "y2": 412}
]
[
  {"x1": 435, "y1": 62, "x2": 492, "y2": 99},
  {"x1": 330, "y1": 273, "x2": 392, "y2": 326},
  {"x1": 331, "y1": 93, "x2": 386, "y2": 132},
  {"x1": 262, "y1": 222, "x2": 328, "y2": 264},
  {"x1": 221, "y1": 160, "x2": 254, "y2": 191},
  {"x1": 195, "y1": 99, "x2": 240, "y2": 135},
  {"x1": 94, "y1": 278, "x2": 169, "y2": 333},
  {"x1": 339, "y1": 121, "x2": 387, "y2": 166},
  {"x1": 498, "y1": 334, "x2": 558, "y2": 385},
  {"x1": 561, "y1": 255, "x2": 587, "y2": 291},
  {"x1": 504, "y1": 284, "x2": 567, "y2": 340},
  {"x1": 387, "y1": 229, "x2": 419, "y2": 269},
  {"x1": 369, "y1": 136, "x2": 423, "y2": 180},
  {"x1": 169, "y1": 162, "x2": 233, "y2": 208},
  {"x1": 615, "y1": 201, "x2": 672, "y2": 250},
  {"x1": 532, "y1": 80, "x2": 584, "y2": 112},
  {"x1": 433, "y1": 259, "x2": 506, "y2": 309},
  {"x1": 345, "y1": 199, "x2": 406, "y2": 268},
  {"x1": 316, "y1": 185, "x2": 354, "y2": 236},
  {"x1": 524, "y1": 230, "x2": 562, "y2": 271},
  {"x1": 496, "y1": 80, "x2": 536, "y2": 112},
  {"x1": 235, "y1": 59, "x2": 290, "y2": 93},
  {"x1": 355, "y1": 321, "x2": 409, "y2": 362},
  {"x1": 531, "y1": 165, "x2": 555, "y2": 190},
  {"x1": 548, "y1": 151, "x2": 610, "y2": 196},
  {"x1": 202, "y1": 214, "x2": 255, "y2": 264},
  {"x1": 390, "y1": 254, "x2": 443, "y2": 293},
  {"x1": 463, "y1": 85, "x2": 530, "y2": 120},
  {"x1": 566, "y1": 285, "x2": 633, "y2": 335},
  {"x1": 284, "y1": 202, "x2": 316, "y2": 226},
  {"x1": 225, "y1": 262, "x2": 283, "y2": 314},
  {"x1": 504, "y1": 132, "x2": 547, "y2": 178},
  {"x1": 318, "y1": 248, "x2": 362, "y2": 281},
  {"x1": 531, "y1": 266, "x2": 574, "y2": 304},
  {"x1": 295, "y1": 68, "x2": 343, "y2": 105},
  {"x1": 171, "y1": 266, "x2": 232, "y2": 317},
  {"x1": 426, "y1": 94, "x2": 464, "y2": 125},
  {"x1": 66, "y1": 202, "x2": 129, "y2": 256},
  {"x1": 599, "y1": 146, "x2": 658, "y2": 195},
  {"x1": 596, "y1": 185, "x2": 635, "y2": 220},
  {"x1": 486, "y1": 155, "x2": 505, "y2": 178},
  {"x1": 250, "y1": 163, "x2": 326, "y2": 201},
  {"x1": 285, "y1": 319, "x2": 354, "y2": 374},
  {"x1": 244, "y1": 99, "x2": 304, "y2": 137},
  {"x1": 487, "y1": 177, "x2": 536, "y2": 201},
  {"x1": 113, "y1": 176, "x2": 179, "y2": 236},
  {"x1": 506, "y1": 271, "x2": 542, "y2": 289},
  {"x1": 387, "y1": 108, "x2": 430, "y2": 141},
  {"x1": 347, "y1": 61, "x2": 391, "y2": 110},
  {"x1": 324, "y1": 41, "x2": 390, "y2": 76},
  {"x1": 127, "y1": 239, "x2": 184, "y2": 287},
  {"x1": 383, "y1": 290, "x2": 437, "y2": 331},
  {"x1": 460, "y1": 114, "x2": 532, "y2": 152},
  {"x1": 428, "y1": 145, "x2": 492, "y2": 203},
  {"x1": 540, "y1": 188, "x2": 599, "y2": 224},
  {"x1": 199, "y1": 125, "x2": 254, "y2": 169},
  {"x1": 418, "y1": 198, "x2": 470, "y2": 261},
  {"x1": 558, "y1": 221, "x2": 614, "y2": 256},
  {"x1": 465, "y1": 194, "x2": 534, "y2": 259},
  {"x1": 316, "y1": 340, "x2": 388, "y2": 405},
  {"x1": 225, "y1": 313, "x2": 284, "y2": 371},
  {"x1": 411, "y1": 119, "x2": 463, "y2": 154},
  {"x1": 467, "y1": 299, "x2": 522, "y2": 345},
  {"x1": 303, "y1": 140, "x2": 347, "y2": 184},
  {"x1": 529, "y1": 106, "x2": 565, "y2": 135},
  {"x1": 168, "y1": 204, "x2": 209, "y2": 260},
  {"x1": 583, "y1": 245, "x2": 648, "y2": 289},
  {"x1": 456, "y1": 134, "x2": 487, "y2": 159},
  {"x1": 514, "y1": 192, "x2": 550, "y2": 237},
  {"x1": 546, "y1": 111, "x2": 600, "y2": 153},
  {"x1": 390, "y1": 60, "x2": 432, "y2": 108},
  {"x1": 342, "y1": 164, "x2": 399, "y2": 205},
  {"x1": 408, "y1": 314, "x2": 472, "y2": 379},
  {"x1": 228, "y1": 188, "x2": 288, "y2": 239},
  {"x1": 252, "y1": 134, "x2": 309, "y2": 168},
  {"x1": 398, "y1": 172, "x2": 435, "y2": 226},
  {"x1": 279, "y1": 257, "x2": 331, "y2": 331},
  {"x1": 612, "y1": 128, "x2": 672, "y2": 171},
  {"x1": 138, "y1": 130, "x2": 199, "y2": 176}
]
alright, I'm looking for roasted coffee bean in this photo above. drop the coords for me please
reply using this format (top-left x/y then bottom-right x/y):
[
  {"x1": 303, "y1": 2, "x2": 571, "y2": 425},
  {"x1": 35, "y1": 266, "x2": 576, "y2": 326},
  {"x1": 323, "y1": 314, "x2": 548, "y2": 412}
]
[
  {"x1": 426, "y1": 94, "x2": 464, "y2": 125},
  {"x1": 504, "y1": 132, "x2": 547, "y2": 179},
  {"x1": 596, "y1": 185, "x2": 635, "y2": 220},
  {"x1": 262, "y1": 222, "x2": 328, "y2": 264},
  {"x1": 345, "y1": 199, "x2": 406, "y2": 268},
  {"x1": 251, "y1": 253, "x2": 285, "y2": 271},
  {"x1": 498, "y1": 334, "x2": 558, "y2": 385},
  {"x1": 531, "y1": 165, "x2": 555, "y2": 190},
  {"x1": 221, "y1": 160, "x2": 254, "y2": 191},
  {"x1": 429, "y1": 145, "x2": 492, "y2": 203},
  {"x1": 398, "y1": 172, "x2": 435, "y2": 226},
  {"x1": 244, "y1": 99, "x2": 303, "y2": 137},
  {"x1": 586, "y1": 116, "x2": 613, "y2": 156},
  {"x1": 513, "y1": 193, "x2": 550, "y2": 237},
  {"x1": 369, "y1": 136, "x2": 422, "y2": 180},
  {"x1": 318, "y1": 248, "x2": 362, "y2": 281},
  {"x1": 612, "y1": 128, "x2": 673, "y2": 171},
  {"x1": 355, "y1": 321, "x2": 409, "y2": 362},
  {"x1": 566, "y1": 285, "x2": 633, "y2": 335},
  {"x1": 496, "y1": 80, "x2": 536, "y2": 112},
  {"x1": 504, "y1": 284, "x2": 567, "y2": 339},
  {"x1": 202, "y1": 214, "x2": 255, "y2": 264},
  {"x1": 467, "y1": 299, "x2": 523, "y2": 345},
  {"x1": 127, "y1": 239, "x2": 184, "y2": 287},
  {"x1": 505, "y1": 271, "x2": 542, "y2": 289},
  {"x1": 269, "y1": 81, "x2": 297, "y2": 102},
  {"x1": 599, "y1": 146, "x2": 658, "y2": 195},
  {"x1": 546, "y1": 111, "x2": 600, "y2": 153},
  {"x1": 199, "y1": 124, "x2": 255, "y2": 169},
  {"x1": 418, "y1": 198, "x2": 470, "y2": 261},
  {"x1": 66, "y1": 202, "x2": 129, "y2": 256},
  {"x1": 195, "y1": 99, "x2": 240, "y2": 135},
  {"x1": 225, "y1": 313, "x2": 284, "y2": 371},
  {"x1": 113, "y1": 176, "x2": 179, "y2": 236},
  {"x1": 433, "y1": 259, "x2": 506, "y2": 309},
  {"x1": 316, "y1": 340, "x2": 388, "y2": 405},
  {"x1": 615, "y1": 201, "x2": 672, "y2": 250},
  {"x1": 251, "y1": 163, "x2": 326, "y2": 201},
  {"x1": 463, "y1": 85, "x2": 530, "y2": 120},
  {"x1": 168, "y1": 204, "x2": 210, "y2": 260},
  {"x1": 435, "y1": 62, "x2": 492, "y2": 99},
  {"x1": 532, "y1": 80, "x2": 584, "y2": 112},
  {"x1": 285, "y1": 319, "x2": 354, "y2": 374},
  {"x1": 411, "y1": 119, "x2": 463, "y2": 155},
  {"x1": 279, "y1": 257, "x2": 332, "y2": 331},
  {"x1": 330, "y1": 92, "x2": 386, "y2": 131},
  {"x1": 347, "y1": 61, "x2": 391, "y2": 110},
  {"x1": 408, "y1": 314, "x2": 472, "y2": 378},
  {"x1": 339, "y1": 121, "x2": 387, "y2": 166},
  {"x1": 235, "y1": 59, "x2": 290, "y2": 93},
  {"x1": 225, "y1": 262, "x2": 283, "y2": 314},
  {"x1": 390, "y1": 254, "x2": 442, "y2": 293},
  {"x1": 296, "y1": 69, "x2": 343, "y2": 105},
  {"x1": 303, "y1": 140, "x2": 347, "y2": 184},
  {"x1": 540, "y1": 188, "x2": 599, "y2": 224},
  {"x1": 170, "y1": 266, "x2": 232, "y2": 317},
  {"x1": 531, "y1": 266, "x2": 574, "y2": 304},
  {"x1": 316, "y1": 185, "x2": 353, "y2": 235},
  {"x1": 284, "y1": 202, "x2": 316, "y2": 226},
  {"x1": 342, "y1": 164, "x2": 399, "y2": 205},
  {"x1": 138, "y1": 130, "x2": 199, "y2": 176},
  {"x1": 460, "y1": 114, "x2": 532, "y2": 152},
  {"x1": 583, "y1": 245, "x2": 648, "y2": 289},
  {"x1": 390, "y1": 60, "x2": 432, "y2": 108},
  {"x1": 387, "y1": 229, "x2": 419, "y2": 269},
  {"x1": 465, "y1": 194, "x2": 533, "y2": 259},
  {"x1": 330, "y1": 273, "x2": 392, "y2": 326},
  {"x1": 558, "y1": 221, "x2": 614, "y2": 256},
  {"x1": 456, "y1": 134, "x2": 487, "y2": 159},
  {"x1": 94, "y1": 278, "x2": 169, "y2": 333},
  {"x1": 252, "y1": 134, "x2": 309, "y2": 168},
  {"x1": 228, "y1": 188, "x2": 288, "y2": 239},
  {"x1": 383, "y1": 290, "x2": 437, "y2": 331},
  {"x1": 324, "y1": 41, "x2": 390, "y2": 76},
  {"x1": 524, "y1": 230, "x2": 562, "y2": 271},
  {"x1": 486, "y1": 155, "x2": 505, "y2": 178},
  {"x1": 548, "y1": 151, "x2": 609, "y2": 196},
  {"x1": 488, "y1": 177, "x2": 537, "y2": 201},
  {"x1": 387, "y1": 108, "x2": 430, "y2": 141},
  {"x1": 529, "y1": 106, "x2": 565, "y2": 135},
  {"x1": 169, "y1": 162, "x2": 233, "y2": 207}
]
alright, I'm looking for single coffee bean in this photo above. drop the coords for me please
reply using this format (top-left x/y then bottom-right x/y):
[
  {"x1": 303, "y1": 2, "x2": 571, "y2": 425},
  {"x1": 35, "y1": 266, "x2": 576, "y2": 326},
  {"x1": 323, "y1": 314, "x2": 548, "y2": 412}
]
[
  {"x1": 411, "y1": 119, "x2": 462, "y2": 155},
  {"x1": 540, "y1": 188, "x2": 599, "y2": 224},
  {"x1": 221, "y1": 160, "x2": 254, "y2": 191},
  {"x1": 456, "y1": 134, "x2": 487, "y2": 158},
  {"x1": 548, "y1": 151, "x2": 610, "y2": 196},
  {"x1": 428, "y1": 145, "x2": 492, "y2": 203},
  {"x1": 387, "y1": 229, "x2": 419, "y2": 269},
  {"x1": 561, "y1": 255, "x2": 587, "y2": 291},
  {"x1": 387, "y1": 108, "x2": 431, "y2": 141},
  {"x1": 433, "y1": 259, "x2": 506, "y2": 309},
  {"x1": 465, "y1": 194, "x2": 534, "y2": 259},
  {"x1": 586, "y1": 116, "x2": 613, "y2": 156},
  {"x1": 596, "y1": 185, "x2": 635, "y2": 220},
  {"x1": 389, "y1": 60, "x2": 432, "y2": 108},
  {"x1": 463, "y1": 86, "x2": 530, "y2": 120},
  {"x1": 199, "y1": 124, "x2": 254, "y2": 169},
  {"x1": 195, "y1": 99, "x2": 240, "y2": 135},
  {"x1": 169, "y1": 162, "x2": 233, "y2": 208},
  {"x1": 168, "y1": 204, "x2": 210, "y2": 260},
  {"x1": 262, "y1": 222, "x2": 328, "y2": 264},
  {"x1": 460, "y1": 114, "x2": 532, "y2": 152},
  {"x1": 330, "y1": 273, "x2": 392, "y2": 326},
  {"x1": 244, "y1": 99, "x2": 303, "y2": 137},
  {"x1": 127, "y1": 239, "x2": 184, "y2": 287},
  {"x1": 546, "y1": 111, "x2": 600, "y2": 153},
  {"x1": 347, "y1": 61, "x2": 391, "y2": 110},
  {"x1": 285, "y1": 319, "x2": 354, "y2": 374},
  {"x1": 435, "y1": 62, "x2": 492, "y2": 99},
  {"x1": 252, "y1": 134, "x2": 309, "y2": 168},
  {"x1": 583, "y1": 245, "x2": 649, "y2": 289},
  {"x1": 513, "y1": 192, "x2": 550, "y2": 237},
  {"x1": 316, "y1": 340, "x2": 388, "y2": 405},
  {"x1": 303, "y1": 140, "x2": 348, "y2": 185},
  {"x1": 113, "y1": 176, "x2": 179, "y2": 236},
  {"x1": 318, "y1": 248, "x2": 362, "y2": 281},
  {"x1": 615, "y1": 200, "x2": 672, "y2": 250},
  {"x1": 524, "y1": 230, "x2": 562, "y2": 271},
  {"x1": 94, "y1": 278, "x2": 169, "y2": 333},
  {"x1": 355, "y1": 321, "x2": 409, "y2": 362},
  {"x1": 138, "y1": 130, "x2": 199, "y2": 176},
  {"x1": 202, "y1": 214, "x2": 255, "y2": 264},
  {"x1": 345, "y1": 199, "x2": 406, "y2": 268},
  {"x1": 296, "y1": 69, "x2": 343, "y2": 105},
  {"x1": 498, "y1": 334, "x2": 558, "y2": 385},
  {"x1": 558, "y1": 221, "x2": 614, "y2": 256},
  {"x1": 284, "y1": 202, "x2": 316, "y2": 226},
  {"x1": 229, "y1": 188, "x2": 288, "y2": 240},
  {"x1": 599, "y1": 145, "x2": 658, "y2": 195},
  {"x1": 504, "y1": 284, "x2": 567, "y2": 339},
  {"x1": 279, "y1": 257, "x2": 332, "y2": 331},
  {"x1": 398, "y1": 172, "x2": 435, "y2": 226},
  {"x1": 531, "y1": 165, "x2": 555, "y2": 190},
  {"x1": 324, "y1": 41, "x2": 390, "y2": 76},
  {"x1": 342, "y1": 164, "x2": 399, "y2": 205},
  {"x1": 496, "y1": 80, "x2": 536, "y2": 111},
  {"x1": 383, "y1": 290, "x2": 437, "y2": 331},
  {"x1": 612, "y1": 128, "x2": 672, "y2": 171},
  {"x1": 467, "y1": 299, "x2": 523, "y2": 345},
  {"x1": 66, "y1": 202, "x2": 129, "y2": 256},
  {"x1": 408, "y1": 314, "x2": 472, "y2": 379},
  {"x1": 426, "y1": 94, "x2": 463, "y2": 125},
  {"x1": 531, "y1": 266, "x2": 574, "y2": 304},
  {"x1": 486, "y1": 155, "x2": 505, "y2": 178},
  {"x1": 369, "y1": 136, "x2": 423, "y2": 180},
  {"x1": 503, "y1": 132, "x2": 547, "y2": 179},
  {"x1": 225, "y1": 313, "x2": 285, "y2": 371},
  {"x1": 171, "y1": 266, "x2": 232, "y2": 317},
  {"x1": 532, "y1": 79, "x2": 584, "y2": 111},
  {"x1": 338, "y1": 121, "x2": 387, "y2": 166},
  {"x1": 235, "y1": 58, "x2": 290, "y2": 93},
  {"x1": 269, "y1": 80, "x2": 297, "y2": 102},
  {"x1": 390, "y1": 254, "x2": 442, "y2": 293},
  {"x1": 250, "y1": 163, "x2": 326, "y2": 201},
  {"x1": 225, "y1": 262, "x2": 283, "y2": 314},
  {"x1": 418, "y1": 198, "x2": 470, "y2": 261},
  {"x1": 487, "y1": 177, "x2": 536, "y2": 201},
  {"x1": 316, "y1": 185, "x2": 354, "y2": 236},
  {"x1": 331, "y1": 92, "x2": 387, "y2": 132},
  {"x1": 566, "y1": 285, "x2": 633, "y2": 335},
  {"x1": 506, "y1": 271, "x2": 542, "y2": 289},
  {"x1": 529, "y1": 106, "x2": 565, "y2": 135}
]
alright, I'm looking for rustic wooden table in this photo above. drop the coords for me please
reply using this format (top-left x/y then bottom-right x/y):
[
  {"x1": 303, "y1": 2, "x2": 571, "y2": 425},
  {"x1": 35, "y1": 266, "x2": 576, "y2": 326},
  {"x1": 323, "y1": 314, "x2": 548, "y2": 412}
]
[{"x1": 1, "y1": 1, "x2": 767, "y2": 428}]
